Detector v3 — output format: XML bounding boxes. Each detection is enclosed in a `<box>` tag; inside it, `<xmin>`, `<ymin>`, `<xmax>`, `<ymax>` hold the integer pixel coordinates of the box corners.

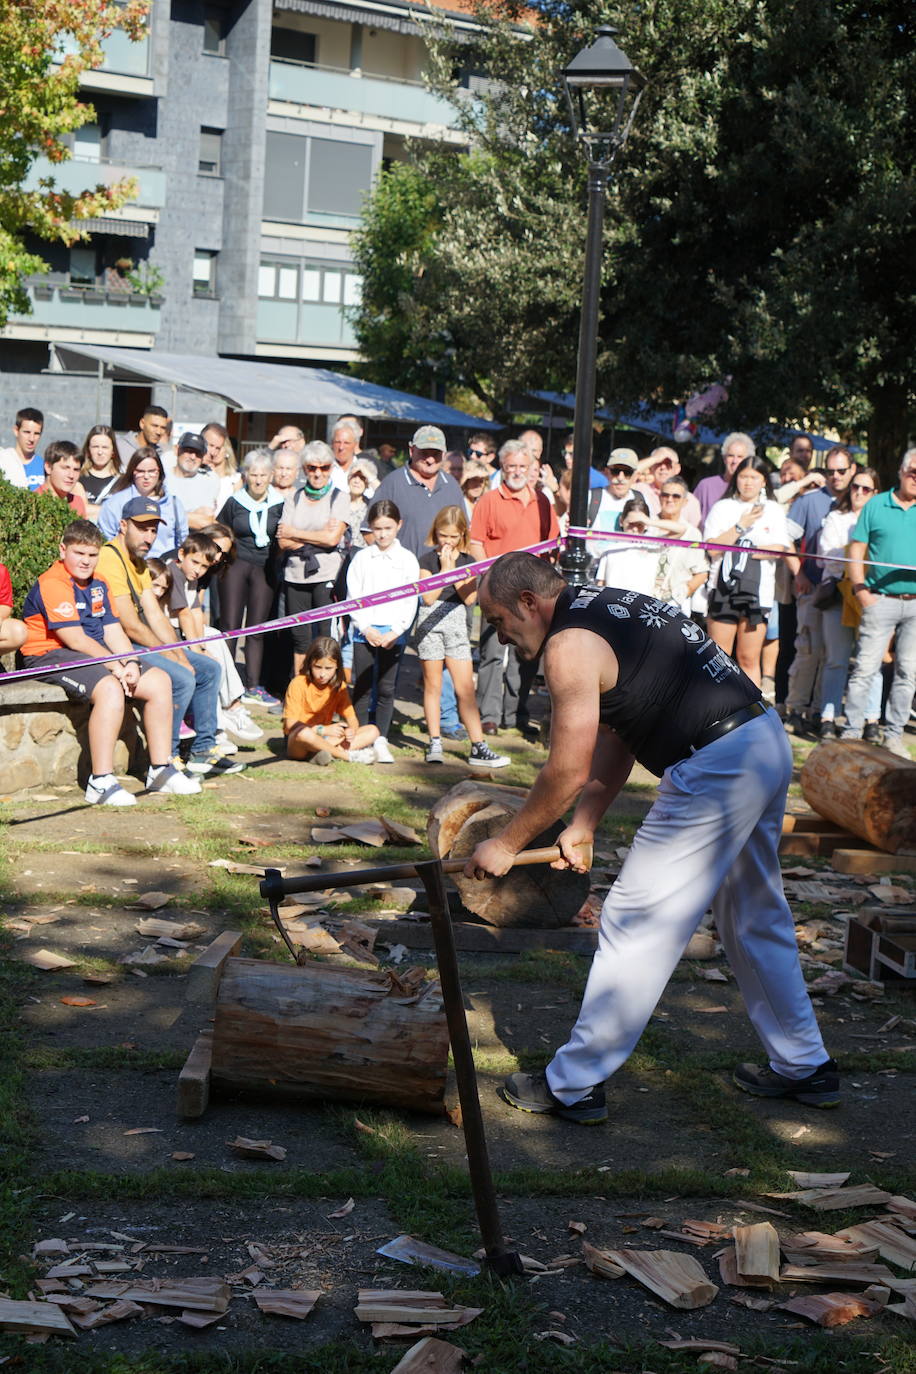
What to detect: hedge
<box><xmin>0</xmin><ymin>480</ymin><xmax>77</xmax><ymax>611</ymax></box>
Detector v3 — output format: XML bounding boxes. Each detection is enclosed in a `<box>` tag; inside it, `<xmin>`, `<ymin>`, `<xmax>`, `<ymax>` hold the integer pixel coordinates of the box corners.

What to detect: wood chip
<box><xmin>835</xmin><ymin>1221</ymin><xmax>916</xmax><ymax>1270</ymax></box>
<box><xmin>339</xmin><ymin>821</ymin><xmax>389</xmax><ymax>847</ymax></box>
<box><xmin>355</xmin><ymin>1290</ymin><xmax>480</xmax><ymax>1329</ymax></box>
<box><xmin>779</xmin><ymin>1262</ymin><xmax>895</xmax><ymax>1286</ymax></box>
<box><xmin>135</xmin><ymin>891</ymin><xmax>172</xmax><ymax>909</ymax></box>
<box><xmin>328</xmin><ymin>1198</ymin><xmax>355</xmax><ymax>1219</ymax></box>
<box><xmin>227</xmin><ymin>1136</ymin><xmax>287</xmax><ymax>1161</ymax></box>
<box><xmin>733</xmin><ymin>1223</ymin><xmax>780</xmax><ymax>1286</ymax></box>
<box><xmin>0</xmin><ymin>1298</ymin><xmax>77</xmax><ymax>1337</ymax></box>
<box><xmin>136</xmin><ymin>918</ymin><xmax>205</xmax><ymax>940</ymax></box>
<box><xmin>658</xmin><ymin>1339</ymin><xmax>742</xmax><ymax>1355</ymax></box>
<box><xmin>567</xmin><ymin>1221</ymin><xmax>587</xmax><ymax>1235</ymax></box>
<box><xmin>84</xmin><ymin>1278</ymin><xmax>230</xmax><ymax>1313</ymax></box>
<box><xmin>209</xmin><ymin>859</ymin><xmax>287</xmax><ymax>876</ymax></box>
<box><xmin>21</xmin><ymin>949</ymin><xmax>76</xmax><ymax>971</ymax></box>
<box><xmin>59</xmin><ymin>996</ymin><xmax>97</xmax><ymax>1008</ymax></box>
<box><xmin>389</xmin><ymin>1336</ymin><xmax>466</xmax><ymax>1373</ymax></box>
<box><xmin>779</xmin><ymin>1292</ymin><xmax>884</xmax><ymax>1327</ymax></box>
<box><xmin>310</xmin><ymin>828</ymin><xmax>346</xmax><ymax>843</ymax></box>
<box><xmin>599</xmin><ymin>1248</ymin><xmax>718</xmax><ymax>1309</ymax></box>
<box><xmin>252</xmin><ymin>1289</ymin><xmax>320</xmax><ymax>1320</ymax></box>
<box><xmin>781</xmin><ymin>1231</ymin><xmax>879</xmax><ymax>1263</ymax></box>
<box><xmin>781</xmin><ymin>1184</ymin><xmax>892</xmax><ymax>1211</ymax></box>
<box><xmin>581</xmin><ymin>1242</ymin><xmax>625</xmax><ymax>1280</ymax></box>
<box><xmin>123</xmin><ymin>1127</ymin><xmax>162</xmax><ymax>1136</ymax></box>
<box><xmin>786</xmin><ymin>1171</ymin><xmax>851</xmax><ymax>1189</ymax></box>
<box><xmin>71</xmin><ymin>1299</ymin><xmax>144</xmax><ymax>1329</ymax></box>
<box><xmin>718</xmin><ymin>1246</ymin><xmax>773</xmax><ymax>1289</ymax></box>
<box><xmin>381</xmin><ymin>816</ymin><xmax>422</xmax><ymax>846</ymax></box>
<box><xmin>178</xmin><ymin>1310</ymin><xmax>224</xmax><ymax>1328</ymax></box>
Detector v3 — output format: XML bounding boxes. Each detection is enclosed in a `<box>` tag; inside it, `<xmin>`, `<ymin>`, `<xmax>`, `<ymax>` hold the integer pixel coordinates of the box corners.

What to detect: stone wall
<box><xmin>0</xmin><ymin>673</ymin><xmax>147</xmax><ymax>796</ymax></box>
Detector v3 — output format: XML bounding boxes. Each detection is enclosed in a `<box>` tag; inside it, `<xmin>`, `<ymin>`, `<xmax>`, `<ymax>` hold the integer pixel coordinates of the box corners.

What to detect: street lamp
<box><xmin>559</xmin><ymin>26</ymin><xmax>645</xmax><ymax>583</ymax></box>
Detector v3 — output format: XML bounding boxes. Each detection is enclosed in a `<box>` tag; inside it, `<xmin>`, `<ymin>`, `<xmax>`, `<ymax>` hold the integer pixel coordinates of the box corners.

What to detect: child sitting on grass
<box><xmin>283</xmin><ymin>635</ymin><xmax>378</xmax><ymax>765</ymax></box>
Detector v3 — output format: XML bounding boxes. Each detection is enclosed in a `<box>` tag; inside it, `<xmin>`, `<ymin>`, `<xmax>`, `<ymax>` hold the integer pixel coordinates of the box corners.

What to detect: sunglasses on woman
<box><xmin>305</xmin><ymin>463</ymin><xmax>332</xmax><ymax>472</ymax></box>
<box><xmin>851</xmin><ymin>482</ymin><xmax>875</xmax><ymax>493</ymax></box>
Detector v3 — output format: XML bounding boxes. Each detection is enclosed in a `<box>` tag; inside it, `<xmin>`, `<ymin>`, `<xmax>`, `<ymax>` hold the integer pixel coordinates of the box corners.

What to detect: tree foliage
<box><xmin>0</xmin><ymin>0</ymin><xmax>149</xmax><ymax>327</ymax></box>
<box><xmin>351</xmin><ymin>0</ymin><xmax>915</xmax><ymax>462</ymax></box>
<box><xmin>0</xmin><ymin>483</ymin><xmax>76</xmax><ymax>611</ymax></box>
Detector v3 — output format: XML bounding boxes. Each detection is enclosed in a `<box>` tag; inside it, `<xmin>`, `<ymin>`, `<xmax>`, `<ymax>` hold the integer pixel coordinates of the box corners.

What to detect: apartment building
<box><xmin>0</xmin><ymin>0</ymin><xmax>482</xmax><ymax>440</ymax></box>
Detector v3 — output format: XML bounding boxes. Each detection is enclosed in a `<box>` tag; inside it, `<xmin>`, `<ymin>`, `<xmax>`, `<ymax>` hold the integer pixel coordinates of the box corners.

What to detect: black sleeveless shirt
<box><xmin>546</xmin><ymin>586</ymin><xmax>762</xmax><ymax>777</ymax></box>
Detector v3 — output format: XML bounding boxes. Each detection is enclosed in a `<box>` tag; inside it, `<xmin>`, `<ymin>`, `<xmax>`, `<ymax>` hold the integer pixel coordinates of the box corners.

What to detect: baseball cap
<box><xmin>607</xmin><ymin>448</ymin><xmax>638</xmax><ymax>472</ymax></box>
<box><xmin>411</xmin><ymin>425</ymin><xmax>447</xmax><ymax>452</ymax></box>
<box><xmin>176</xmin><ymin>431</ymin><xmax>207</xmax><ymax>456</ymax></box>
<box><xmin>122</xmin><ymin>496</ymin><xmax>165</xmax><ymax>525</ymax></box>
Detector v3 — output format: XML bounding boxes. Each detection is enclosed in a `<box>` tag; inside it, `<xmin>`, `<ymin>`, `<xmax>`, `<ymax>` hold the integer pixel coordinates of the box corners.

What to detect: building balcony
<box><xmin>256</xmin><ymin>298</ymin><xmax>357</xmax><ymax>355</ymax></box>
<box><xmin>268</xmin><ymin>59</ymin><xmax>465</xmax><ymax>137</ymax></box>
<box><xmin>60</xmin><ymin>28</ymin><xmax>153</xmax><ymax>97</ymax></box>
<box><xmin>1</xmin><ymin>284</ymin><xmax>161</xmax><ymax>348</ymax></box>
<box><xmin>24</xmin><ymin>158</ymin><xmax>166</xmax><ymax>216</ymax></box>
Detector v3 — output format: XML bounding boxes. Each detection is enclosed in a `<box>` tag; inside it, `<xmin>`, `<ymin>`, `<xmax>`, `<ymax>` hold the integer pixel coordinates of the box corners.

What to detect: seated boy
<box><xmin>0</xmin><ymin>560</ymin><xmax>27</xmax><ymax>654</ymax></box>
<box><xmin>20</xmin><ymin>519</ymin><xmax>200</xmax><ymax>804</ymax></box>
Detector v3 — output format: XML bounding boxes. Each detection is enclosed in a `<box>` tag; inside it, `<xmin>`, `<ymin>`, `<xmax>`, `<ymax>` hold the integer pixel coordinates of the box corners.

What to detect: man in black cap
<box><xmin>169</xmin><ymin>431</ymin><xmax>220</xmax><ymax>530</ymax></box>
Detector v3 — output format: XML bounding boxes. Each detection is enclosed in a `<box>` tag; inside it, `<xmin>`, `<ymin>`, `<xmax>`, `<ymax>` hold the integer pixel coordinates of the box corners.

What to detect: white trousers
<box><xmin>201</xmin><ymin>625</ymin><xmax>245</xmax><ymax>710</ymax></box>
<box><xmin>547</xmin><ymin>710</ymin><xmax>827</xmax><ymax>1103</ymax></box>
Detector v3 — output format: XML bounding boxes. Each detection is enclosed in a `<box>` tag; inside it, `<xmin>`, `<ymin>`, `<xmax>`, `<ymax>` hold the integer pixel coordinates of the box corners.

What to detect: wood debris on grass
<box><xmin>135</xmin><ymin>918</ymin><xmax>205</xmax><ymax>941</ymax></box>
<box><xmin>355</xmin><ymin>1290</ymin><xmax>482</xmax><ymax>1335</ymax></box>
<box><xmin>731</xmin><ymin>1223</ymin><xmax>780</xmax><ymax>1286</ymax></box>
<box><xmin>779</xmin><ymin>1262</ymin><xmax>896</xmax><ymax>1286</ymax></box>
<box><xmin>389</xmin><ymin>1336</ymin><xmax>466</xmax><ymax>1373</ymax></box>
<box><xmin>21</xmin><ymin>949</ymin><xmax>76</xmax><ymax>971</ymax></box>
<box><xmin>134</xmin><ymin>892</ymin><xmax>173</xmax><ymax>910</ymax></box>
<box><xmin>252</xmin><ymin>1289</ymin><xmax>320</xmax><ymax>1320</ymax></box>
<box><xmin>83</xmin><ymin>1278</ymin><xmax>230</xmax><ymax>1313</ymax></box>
<box><xmin>835</xmin><ymin>1220</ymin><xmax>916</xmax><ymax>1270</ymax></box>
<box><xmin>774</xmin><ymin>1183</ymin><xmax>892</xmax><ymax>1211</ymax></box>
<box><xmin>785</xmin><ymin>1170</ymin><xmax>851</xmax><ymax>1189</ymax></box>
<box><xmin>71</xmin><ymin>1300</ymin><xmax>143</xmax><ymax>1330</ymax></box>
<box><xmin>209</xmin><ymin>859</ymin><xmax>288</xmax><ymax>876</ymax></box>
<box><xmin>779</xmin><ymin>1291</ymin><xmax>885</xmax><ymax>1327</ymax></box>
<box><xmin>0</xmin><ymin>1298</ymin><xmax>77</xmax><ymax>1338</ymax></box>
<box><xmin>781</xmin><ymin>1230</ymin><xmax>879</xmax><ymax>1263</ymax></box>
<box><xmin>587</xmin><ymin>1247</ymin><xmax>718</xmax><ymax>1309</ymax></box>
<box><xmin>227</xmin><ymin>1136</ymin><xmax>287</xmax><ymax>1161</ymax></box>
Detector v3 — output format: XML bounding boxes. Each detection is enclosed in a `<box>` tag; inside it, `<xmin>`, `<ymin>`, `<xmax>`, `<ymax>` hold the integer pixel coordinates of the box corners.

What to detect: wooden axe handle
<box><xmin>442</xmin><ymin>841</ymin><xmax>593</xmax><ymax>874</ymax></box>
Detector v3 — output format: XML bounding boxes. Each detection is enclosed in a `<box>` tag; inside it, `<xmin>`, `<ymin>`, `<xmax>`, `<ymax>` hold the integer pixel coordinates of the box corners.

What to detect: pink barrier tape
<box><xmin>0</xmin><ymin>538</ymin><xmax>561</xmax><ymax>686</ymax></box>
<box><xmin>566</xmin><ymin>524</ymin><xmax>916</xmax><ymax>574</ymax></box>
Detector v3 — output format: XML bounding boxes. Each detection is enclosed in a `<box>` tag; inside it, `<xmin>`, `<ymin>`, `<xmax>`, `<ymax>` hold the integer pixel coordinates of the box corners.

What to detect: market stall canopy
<box><xmin>50</xmin><ymin>344</ymin><xmax>500</xmax><ymax>430</ymax></box>
<box><xmin>526</xmin><ymin>390</ymin><xmax>860</xmax><ymax>452</ymax></box>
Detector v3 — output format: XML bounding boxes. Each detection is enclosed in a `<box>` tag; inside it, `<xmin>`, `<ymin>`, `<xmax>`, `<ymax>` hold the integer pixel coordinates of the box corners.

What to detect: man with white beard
<box><xmin>470</xmin><ymin>438</ymin><xmax>559</xmax><ymax>736</ymax></box>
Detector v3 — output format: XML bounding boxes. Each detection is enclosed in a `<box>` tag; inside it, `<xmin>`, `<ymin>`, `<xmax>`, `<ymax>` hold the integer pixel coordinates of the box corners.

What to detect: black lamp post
<box><xmin>559</xmin><ymin>27</ymin><xmax>645</xmax><ymax>584</ymax></box>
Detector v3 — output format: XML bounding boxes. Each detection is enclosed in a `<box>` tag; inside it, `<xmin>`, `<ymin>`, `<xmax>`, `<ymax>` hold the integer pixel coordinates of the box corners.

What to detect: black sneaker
<box><xmin>733</xmin><ymin>1058</ymin><xmax>840</xmax><ymax>1109</ymax></box>
<box><xmin>468</xmin><ymin>740</ymin><xmax>510</xmax><ymax>770</ymax></box>
<box><xmin>819</xmin><ymin>720</ymin><xmax>839</xmax><ymax>740</ymax></box>
<box><xmin>863</xmin><ymin>721</ymin><xmax>882</xmax><ymax>744</ymax></box>
<box><xmin>501</xmin><ymin>1070</ymin><xmax>607</xmax><ymax>1125</ymax></box>
<box><xmin>187</xmin><ymin>748</ymin><xmax>246</xmax><ymax>777</ymax></box>
<box><xmin>784</xmin><ymin>711</ymin><xmax>808</xmax><ymax>737</ymax></box>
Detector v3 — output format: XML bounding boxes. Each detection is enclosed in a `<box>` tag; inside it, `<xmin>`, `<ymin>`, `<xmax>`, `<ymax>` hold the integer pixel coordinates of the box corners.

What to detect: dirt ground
<box><xmin>2</xmin><ymin>685</ymin><xmax>915</xmax><ymax>1368</ymax></box>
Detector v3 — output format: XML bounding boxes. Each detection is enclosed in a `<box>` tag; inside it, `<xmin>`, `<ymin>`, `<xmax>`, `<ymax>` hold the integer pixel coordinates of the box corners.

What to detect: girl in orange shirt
<box><xmin>283</xmin><ymin>636</ymin><xmax>379</xmax><ymax>765</ymax></box>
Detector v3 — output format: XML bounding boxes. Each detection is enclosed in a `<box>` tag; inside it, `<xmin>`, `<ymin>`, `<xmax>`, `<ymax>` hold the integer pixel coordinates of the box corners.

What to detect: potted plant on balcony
<box><xmin>126</xmin><ymin>262</ymin><xmax>165</xmax><ymax>305</ymax></box>
<box><xmin>32</xmin><ymin>277</ymin><xmax>54</xmax><ymax>301</ymax></box>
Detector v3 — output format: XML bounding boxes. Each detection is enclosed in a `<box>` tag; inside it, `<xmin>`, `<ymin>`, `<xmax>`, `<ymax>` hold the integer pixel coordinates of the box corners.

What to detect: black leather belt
<box><xmin>690</xmin><ymin>700</ymin><xmax>769</xmax><ymax>754</ymax></box>
<box><xmin>880</xmin><ymin>592</ymin><xmax>916</xmax><ymax>600</ymax></box>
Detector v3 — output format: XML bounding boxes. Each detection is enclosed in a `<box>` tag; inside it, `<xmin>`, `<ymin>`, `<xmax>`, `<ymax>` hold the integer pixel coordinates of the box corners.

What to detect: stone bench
<box><xmin>0</xmin><ymin>658</ymin><xmax>147</xmax><ymax>795</ymax></box>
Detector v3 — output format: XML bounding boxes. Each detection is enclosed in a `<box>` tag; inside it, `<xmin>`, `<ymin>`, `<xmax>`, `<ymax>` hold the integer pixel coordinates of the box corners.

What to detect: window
<box><xmin>193</xmin><ymin>250</ymin><xmax>217</xmax><ymax>295</ymax></box>
<box><xmin>69</xmin><ymin>245</ymin><xmax>97</xmax><ymax>285</ymax></box>
<box><xmin>259</xmin><ymin>258</ymin><xmax>362</xmax><ymax>308</ymax></box>
<box><xmin>263</xmin><ymin>132</ymin><xmax>373</xmax><ymax>223</ymax></box>
<box><xmin>270</xmin><ymin>25</ymin><xmax>316</xmax><ymax>65</ymax></box>
<box><xmin>203</xmin><ymin>8</ymin><xmax>226</xmax><ymax>55</ymax></box>
<box><xmin>199</xmin><ymin>127</ymin><xmax>223</xmax><ymax>176</ymax></box>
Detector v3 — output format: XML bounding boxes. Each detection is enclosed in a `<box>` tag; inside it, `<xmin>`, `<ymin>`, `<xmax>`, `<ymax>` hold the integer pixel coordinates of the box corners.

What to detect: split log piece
<box><xmin>732</xmin><ymin>1223</ymin><xmax>780</xmax><ymax>1285</ymax></box>
<box><xmin>779</xmin><ymin>1291</ymin><xmax>884</xmax><ymax>1327</ymax></box>
<box><xmin>390</xmin><ymin>1336</ymin><xmax>466</xmax><ymax>1373</ymax></box>
<box><xmin>0</xmin><ymin>1298</ymin><xmax>77</xmax><ymax>1337</ymax></box>
<box><xmin>601</xmin><ymin>1248</ymin><xmax>718</xmax><ymax>1309</ymax></box>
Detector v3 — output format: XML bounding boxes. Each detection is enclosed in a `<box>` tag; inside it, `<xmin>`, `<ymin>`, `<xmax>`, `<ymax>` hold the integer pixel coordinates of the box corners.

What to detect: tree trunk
<box><xmin>210</xmin><ymin>957</ymin><xmax>449</xmax><ymax>1114</ymax></box>
<box><xmin>866</xmin><ymin>381</ymin><xmax>910</xmax><ymax>487</ymax></box>
<box><xmin>800</xmin><ymin>741</ymin><xmax>916</xmax><ymax>853</ymax></box>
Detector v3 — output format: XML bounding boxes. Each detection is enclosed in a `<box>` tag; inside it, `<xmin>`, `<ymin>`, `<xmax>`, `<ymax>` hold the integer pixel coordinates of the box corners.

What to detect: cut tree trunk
<box><xmin>210</xmin><ymin>957</ymin><xmax>449</xmax><ymax>1114</ymax></box>
<box><xmin>800</xmin><ymin>741</ymin><xmax>916</xmax><ymax>853</ymax></box>
<box><xmin>428</xmin><ymin>781</ymin><xmax>590</xmax><ymax>928</ymax></box>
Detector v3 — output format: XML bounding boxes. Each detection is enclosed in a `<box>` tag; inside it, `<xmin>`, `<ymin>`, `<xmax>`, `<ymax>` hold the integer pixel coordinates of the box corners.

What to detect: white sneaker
<box><xmin>373</xmin><ymin>737</ymin><xmax>394</xmax><ymax>764</ymax></box>
<box><xmin>214</xmin><ymin>730</ymin><xmax>238</xmax><ymax>756</ymax></box>
<box><xmin>220</xmin><ymin>705</ymin><xmax>264</xmax><ymax>743</ymax></box>
<box><xmin>883</xmin><ymin>736</ymin><xmax>912</xmax><ymax>760</ymax></box>
<box><xmin>85</xmin><ymin>774</ymin><xmax>136</xmax><ymax>807</ymax></box>
<box><xmin>146</xmin><ymin>762</ymin><xmax>202</xmax><ymax>795</ymax></box>
<box><xmin>348</xmin><ymin>746</ymin><xmax>376</xmax><ymax>764</ymax></box>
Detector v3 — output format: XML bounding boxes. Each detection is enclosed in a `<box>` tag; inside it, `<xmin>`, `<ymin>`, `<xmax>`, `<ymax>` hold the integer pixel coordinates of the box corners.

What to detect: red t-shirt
<box><xmin>469</xmin><ymin>483</ymin><xmax>559</xmax><ymax>556</ymax></box>
<box><xmin>0</xmin><ymin>562</ymin><xmax>12</xmax><ymax>611</ymax></box>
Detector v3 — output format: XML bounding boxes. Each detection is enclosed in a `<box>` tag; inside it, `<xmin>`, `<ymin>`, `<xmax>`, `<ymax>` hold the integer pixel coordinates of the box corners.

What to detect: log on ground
<box><xmin>800</xmin><ymin>741</ymin><xmax>916</xmax><ymax>853</ymax></box>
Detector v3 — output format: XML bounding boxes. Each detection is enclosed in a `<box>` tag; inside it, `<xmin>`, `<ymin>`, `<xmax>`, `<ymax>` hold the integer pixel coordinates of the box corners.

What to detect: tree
<box><xmin>351</xmin><ymin>0</ymin><xmax>915</xmax><ymax>467</ymax></box>
<box><xmin>0</xmin><ymin>0</ymin><xmax>148</xmax><ymax>328</ymax></box>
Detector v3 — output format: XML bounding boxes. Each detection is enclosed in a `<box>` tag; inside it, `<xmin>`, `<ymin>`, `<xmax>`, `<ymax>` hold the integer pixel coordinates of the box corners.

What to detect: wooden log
<box><xmin>800</xmin><ymin>741</ymin><xmax>916</xmax><ymax>853</ymax></box>
<box><xmin>210</xmin><ymin>956</ymin><xmax>449</xmax><ymax>1114</ymax></box>
<box><xmin>732</xmin><ymin>1223</ymin><xmax>780</xmax><ymax>1285</ymax></box>
<box><xmin>177</xmin><ymin>1033</ymin><xmax>212</xmax><ymax>1119</ymax></box>
<box><xmin>427</xmin><ymin>779</ymin><xmax>528</xmax><ymax>859</ymax></box>
<box><xmin>439</xmin><ymin>792</ymin><xmax>590</xmax><ymax>929</ymax></box>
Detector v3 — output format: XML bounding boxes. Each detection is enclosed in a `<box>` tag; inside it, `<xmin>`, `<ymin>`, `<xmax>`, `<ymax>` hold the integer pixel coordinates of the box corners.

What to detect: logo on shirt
<box><xmin>51</xmin><ymin>600</ymin><xmax>75</xmax><ymax>619</ymax></box>
<box><xmin>679</xmin><ymin>620</ymin><xmax>706</xmax><ymax>644</ymax></box>
<box><xmin>90</xmin><ymin>586</ymin><xmax>106</xmax><ymax>617</ymax></box>
<box><xmin>606</xmin><ymin>604</ymin><xmax>630</xmax><ymax>619</ymax></box>
<box><xmin>570</xmin><ymin>588</ymin><xmax>601</xmax><ymax>611</ymax></box>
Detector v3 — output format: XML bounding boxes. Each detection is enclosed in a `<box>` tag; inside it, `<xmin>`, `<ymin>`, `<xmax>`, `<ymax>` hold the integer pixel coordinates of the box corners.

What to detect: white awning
<box><xmin>51</xmin><ymin>343</ymin><xmax>499</xmax><ymax>429</ymax></box>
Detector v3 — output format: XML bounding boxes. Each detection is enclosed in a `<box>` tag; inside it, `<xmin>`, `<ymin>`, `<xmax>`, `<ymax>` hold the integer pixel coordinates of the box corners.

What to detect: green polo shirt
<box><xmin>851</xmin><ymin>489</ymin><xmax>916</xmax><ymax>594</ymax></box>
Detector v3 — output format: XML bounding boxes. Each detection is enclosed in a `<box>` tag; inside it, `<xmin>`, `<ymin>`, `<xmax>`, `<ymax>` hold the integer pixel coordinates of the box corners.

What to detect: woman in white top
<box><xmin>817</xmin><ymin>466</ymin><xmax>882</xmax><ymax>738</ymax></box>
<box><xmin>704</xmin><ymin>456</ymin><xmax>792</xmax><ymax>686</ymax></box>
<box><xmin>346</xmin><ymin>498</ymin><xmax>419</xmax><ymax>763</ymax></box>
<box><xmin>594</xmin><ymin>496</ymin><xmax>660</xmax><ymax>594</ymax></box>
<box><xmin>277</xmin><ymin>440</ymin><xmax>349</xmax><ymax>673</ymax></box>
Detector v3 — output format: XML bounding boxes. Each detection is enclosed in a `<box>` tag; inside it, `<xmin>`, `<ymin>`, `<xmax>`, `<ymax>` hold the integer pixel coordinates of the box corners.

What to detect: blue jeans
<box><xmin>135</xmin><ymin>646</ymin><xmax>220</xmax><ymax>755</ymax></box>
<box><xmin>819</xmin><ymin>606</ymin><xmax>882</xmax><ymax>723</ymax></box>
<box><xmin>843</xmin><ymin>596</ymin><xmax>916</xmax><ymax>739</ymax></box>
<box><xmin>440</xmin><ymin>671</ymin><xmax>460</xmax><ymax>732</ymax></box>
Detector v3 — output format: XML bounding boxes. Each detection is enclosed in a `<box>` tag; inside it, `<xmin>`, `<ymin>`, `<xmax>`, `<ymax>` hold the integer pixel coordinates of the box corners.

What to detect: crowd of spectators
<box><xmin>2</xmin><ymin>402</ymin><xmax>915</xmax><ymax>803</ymax></box>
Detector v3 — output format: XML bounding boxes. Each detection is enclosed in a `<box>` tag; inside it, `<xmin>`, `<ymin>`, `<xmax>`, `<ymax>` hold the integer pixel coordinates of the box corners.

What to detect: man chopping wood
<box><xmin>465</xmin><ymin>551</ymin><xmax>837</xmax><ymax>1124</ymax></box>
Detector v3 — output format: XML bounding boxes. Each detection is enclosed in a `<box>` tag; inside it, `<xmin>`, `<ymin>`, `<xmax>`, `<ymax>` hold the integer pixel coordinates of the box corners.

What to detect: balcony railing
<box><xmin>10</xmin><ymin>283</ymin><xmax>162</xmax><ymax>334</ymax></box>
<box><xmin>24</xmin><ymin>157</ymin><xmax>166</xmax><ymax>211</ymax></box>
<box><xmin>257</xmin><ymin>298</ymin><xmax>356</xmax><ymax>350</ymax></box>
<box><xmin>268</xmin><ymin>58</ymin><xmax>462</xmax><ymax>130</ymax></box>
